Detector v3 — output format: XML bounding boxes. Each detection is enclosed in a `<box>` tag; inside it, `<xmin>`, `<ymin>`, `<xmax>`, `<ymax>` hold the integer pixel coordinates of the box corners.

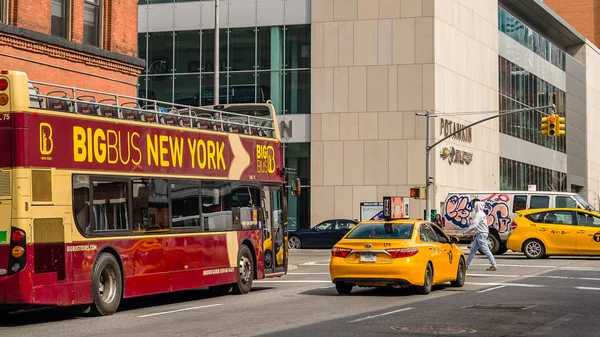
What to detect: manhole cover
<box><xmin>391</xmin><ymin>325</ymin><xmax>477</xmax><ymax>335</ymax></box>
<box><xmin>464</xmin><ymin>304</ymin><xmax>537</xmax><ymax>310</ymax></box>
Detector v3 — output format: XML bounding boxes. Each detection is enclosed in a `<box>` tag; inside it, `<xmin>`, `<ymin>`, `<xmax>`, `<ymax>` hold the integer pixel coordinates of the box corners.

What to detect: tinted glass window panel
<box><xmin>92</xmin><ymin>180</ymin><xmax>129</xmax><ymax>232</ymax></box>
<box><xmin>171</xmin><ymin>182</ymin><xmax>200</xmax><ymax>228</ymax></box>
<box><xmin>84</xmin><ymin>0</ymin><xmax>100</xmax><ymax>47</ymax></box>
<box><xmin>202</xmin><ymin>181</ymin><xmax>233</xmax><ymax>231</ymax></box>
<box><xmin>73</xmin><ymin>175</ymin><xmax>91</xmax><ymax>236</ymax></box>
<box><xmin>513</xmin><ymin>195</ymin><xmax>527</xmax><ymax>212</ymax></box>
<box><xmin>132</xmin><ymin>178</ymin><xmax>170</xmax><ymax>232</ymax></box>
<box><xmin>530</xmin><ymin>196</ymin><xmax>549</xmax><ymax>209</ymax></box>
<box><xmin>544</xmin><ymin>211</ymin><xmax>574</xmax><ymax>225</ymax></box>
<box><xmin>230</xmin><ymin>185</ymin><xmax>262</xmax><ymax>230</ymax></box>
<box><xmin>51</xmin><ymin>0</ymin><xmax>67</xmax><ymax>38</ymax></box>
<box><xmin>556</xmin><ymin>196</ymin><xmax>576</xmax><ymax>208</ymax></box>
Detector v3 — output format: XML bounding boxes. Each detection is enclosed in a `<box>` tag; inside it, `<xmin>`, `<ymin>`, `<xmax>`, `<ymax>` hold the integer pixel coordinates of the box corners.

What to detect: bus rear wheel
<box><xmin>232</xmin><ymin>245</ymin><xmax>254</xmax><ymax>295</ymax></box>
<box><xmin>91</xmin><ymin>253</ymin><xmax>123</xmax><ymax>316</ymax></box>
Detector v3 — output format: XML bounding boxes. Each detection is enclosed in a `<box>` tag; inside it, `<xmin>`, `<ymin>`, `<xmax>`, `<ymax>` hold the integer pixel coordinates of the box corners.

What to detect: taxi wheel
<box><xmin>416</xmin><ymin>264</ymin><xmax>433</xmax><ymax>295</ymax></box>
<box><xmin>335</xmin><ymin>282</ymin><xmax>353</xmax><ymax>295</ymax></box>
<box><xmin>451</xmin><ymin>257</ymin><xmax>466</xmax><ymax>287</ymax></box>
<box><xmin>264</xmin><ymin>250</ymin><xmax>273</xmax><ymax>269</ymax></box>
<box><xmin>523</xmin><ymin>239</ymin><xmax>545</xmax><ymax>259</ymax></box>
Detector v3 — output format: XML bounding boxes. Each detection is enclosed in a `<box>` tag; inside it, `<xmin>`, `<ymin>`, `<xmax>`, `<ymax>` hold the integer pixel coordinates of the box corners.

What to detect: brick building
<box><xmin>544</xmin><ymin>0</ymin><xmax>600</xmax><ymax>47</ymax></box>
<box><xmin>0</xmin><ymin>0</ymin><xmax>144</xmax><ymax>96</ymax></box>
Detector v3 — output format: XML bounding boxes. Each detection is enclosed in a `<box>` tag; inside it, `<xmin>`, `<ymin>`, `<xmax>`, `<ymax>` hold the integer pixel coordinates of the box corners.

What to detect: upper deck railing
<box><xmin>26</xmin><ymin>81</ymin><xmax>277</xmax><ymax>139</ymax></box>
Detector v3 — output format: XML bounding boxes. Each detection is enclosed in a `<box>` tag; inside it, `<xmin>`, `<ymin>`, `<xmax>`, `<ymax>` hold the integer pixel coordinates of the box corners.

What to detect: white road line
<box><xmin>471</xmin><ymin>263</ymin><xmax>556</xmax><ymax>268</ymax></box>
<box><xmin>348</xmin><ymin>307</ymin><xmax>414</xmax><ymax>323</ymax></box>
<box><xmin>574</xmin><ymin>286</ymin><xmax>600</xmax><ymax>291</ymax></box>
<box><xmin>288</xmin><ymin>272</ymin><xmax>330</xmax><ymax>275</ymax></box>
<box><xmin>468</xmin><ymin>273</ymin><xmax>521</xmax><ymax>278</ymax></box>
<box><xmin>255</xmin><ymin>280</ymin><xmax>331</xmax><ymax>283</ymax></box>
<box><xmin>466</xmin><ymin>282</ymin><xmax>544</xmax><ymax>288</ymax></box>
<box><xmin>477</xmin><ymin>285</ymin><xmax>506</xmax><ymax>293</ymax></box>
<box><xmin>300</xmin><ymin>263</ymin><xmax>329</xmax><ymax>266</ymax></box>
<box><xmin>137</xmin><ymin>304</ymin><xmax>222</xmax><ymax>318</ymax></box>
<box><xmin>468</xmin><ymin>273</ymin><xmax>600</xmax><ymax>282</ymax></box>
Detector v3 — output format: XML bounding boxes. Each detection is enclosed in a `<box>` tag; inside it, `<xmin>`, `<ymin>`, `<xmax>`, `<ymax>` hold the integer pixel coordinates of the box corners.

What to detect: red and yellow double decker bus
<box><xmin>0</xmin><ymin>70</ymin><xmax>299</xmax><ymax>316</ymax></box>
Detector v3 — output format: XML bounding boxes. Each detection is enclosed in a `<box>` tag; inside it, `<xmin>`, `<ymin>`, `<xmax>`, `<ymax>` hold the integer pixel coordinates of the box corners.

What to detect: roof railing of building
<box><xmin>27</xmin><ymin>80</ymin><xmax>276</xmax><ymax>138</ymax></box>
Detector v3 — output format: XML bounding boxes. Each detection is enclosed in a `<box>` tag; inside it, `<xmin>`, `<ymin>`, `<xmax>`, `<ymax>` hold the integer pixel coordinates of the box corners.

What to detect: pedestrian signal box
<box><xmin>410</xmin><ymin>187</ymin><xmax>419</xmax><ymax>198</ymax></box>
<box><xmin>410</xmin><ymin>187</ymin><xmax>425</xmax><ymax>199</ymax></box>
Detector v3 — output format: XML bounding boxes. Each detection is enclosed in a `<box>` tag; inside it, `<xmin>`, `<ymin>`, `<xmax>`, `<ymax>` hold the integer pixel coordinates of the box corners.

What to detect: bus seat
<box><xmin>47</xmin><ymin>90</ymin><xmax>73</xmax><ymax>112</ymax></box>
<box><xmin>29</xmin><ymin>84</ymin><xmax>44</xmax><ymax>109</ymax></box>
<box><xmin>99</xmin><ymin>99</ymin><xmax>119</xmax><ymax>118</ymax></box>
<box><xmin>121</xmin><ymin>102</ymin><xmax>141</xmax><ymax>121</ymax></box>
<box><xmin>197</xmin><ymin>113</ymin><xmax>213</xmax><ymax>130</ymax></box>
<box><xmin>77</xmin><ymin>95</ymin><xmax>100</xmax><ymax>115</ymax></box>
<box><xmin>228</xmin><ymin>118</ymin><xmax>245</xmax><ymax>134</ymax></box>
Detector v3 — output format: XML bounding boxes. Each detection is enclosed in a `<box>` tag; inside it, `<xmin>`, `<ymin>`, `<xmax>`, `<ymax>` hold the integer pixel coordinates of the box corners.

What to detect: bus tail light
<box><xmin>331</xmin><ymin>247</ymin><xmax>351</xmax><ymax>258</ymax></box>
<box><xmin>0</xmin><ymin>78</ymin><xmax>8</xmax><ymax>91</ymax></box>
<box><xmin>386</xmin><ymin>248</ymin><xmax>419</xmax><ymax>258</ymax></box>
<box><xmin>8</xmin><ymin>227</ymin><xmax>26</xmax><ymax>275</ymax></box>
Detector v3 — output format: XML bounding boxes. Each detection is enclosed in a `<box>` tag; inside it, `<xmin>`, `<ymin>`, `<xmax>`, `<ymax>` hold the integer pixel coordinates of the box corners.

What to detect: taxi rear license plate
<box><xmin>360</xmin><ymin>253</ymin><xmax>377</xmax><ymax>262</ymax></box>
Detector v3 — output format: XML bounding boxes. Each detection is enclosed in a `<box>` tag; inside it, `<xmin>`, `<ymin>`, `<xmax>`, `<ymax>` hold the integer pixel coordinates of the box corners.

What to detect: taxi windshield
<box><xmin>346</xmin><ymin>223</ymin><xmax>414</xmax><ymax>239</ymax></box>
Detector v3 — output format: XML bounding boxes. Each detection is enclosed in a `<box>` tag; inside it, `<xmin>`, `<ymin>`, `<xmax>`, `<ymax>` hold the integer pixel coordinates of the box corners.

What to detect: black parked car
<box><xmin>288</xmin><ymin>219</ymin><xmax>358</xmax><ymax>249</ymax></box>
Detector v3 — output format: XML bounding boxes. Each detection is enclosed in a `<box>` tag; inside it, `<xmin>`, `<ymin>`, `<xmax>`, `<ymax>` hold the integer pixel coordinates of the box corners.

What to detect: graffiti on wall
<box><xmin>443</xmin><ymin>193</ymin><xmax>512</xmax><ymax>233</ymax></box>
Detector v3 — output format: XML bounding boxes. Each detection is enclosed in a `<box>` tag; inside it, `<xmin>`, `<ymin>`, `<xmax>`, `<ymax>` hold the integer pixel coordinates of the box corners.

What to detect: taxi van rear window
<box><xmin>347</xmin><ymin>223</ymin><xmax>413</xmax><ymax>239</ymax></box>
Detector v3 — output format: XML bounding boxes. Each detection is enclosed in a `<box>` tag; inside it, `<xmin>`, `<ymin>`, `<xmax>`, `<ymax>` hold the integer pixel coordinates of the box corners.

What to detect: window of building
<box><xmin>84</xmin><ymin>0</ymin><xmax>101</xmax><ymax>47</ymax></box>
<box><xmin>132</xmin><ymin>178</ymin><xmax>170</xmax><ymax>232</ymax></box>
<box><xmin>92</xmin><ymin>179</ymin><xmax>129</xmax><ymax>232</ymax></box>
<box><xmin>171</xmin><ymin>181</ymin><xmax>201</xmax><ymax>228</ymax></box>
<box><xmin>51</xmin><ymin>0</ymin><xmax>69</xmax><ymax>38</ymax></box>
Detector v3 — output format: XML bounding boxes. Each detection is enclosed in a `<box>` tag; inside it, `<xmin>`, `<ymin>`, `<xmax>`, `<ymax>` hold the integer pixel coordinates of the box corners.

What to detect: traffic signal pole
<box><xmin>416</xmin><ymin>104</ymin><xmax>557</xmax><ymax>221</ymax></box>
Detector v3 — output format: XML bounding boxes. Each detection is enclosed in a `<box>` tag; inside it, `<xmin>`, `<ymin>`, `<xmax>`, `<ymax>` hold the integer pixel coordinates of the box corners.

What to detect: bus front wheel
<box><xmin>91</xmin><ymin>253</ymin><xmax>123</xmax><ymax>316</ymax></box>
<box><xmin>232</xmin><ymin>245</ymin><xmax>254</xmax><ymax>295</ymax></box>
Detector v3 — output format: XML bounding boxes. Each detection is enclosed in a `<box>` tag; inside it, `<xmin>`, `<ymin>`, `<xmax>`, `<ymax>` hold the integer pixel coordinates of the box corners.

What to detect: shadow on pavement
<box><xmin>299</xmin><ymin>284</ymin><xmax>452</xmax><ymax>297</ymax></box>
<box><xmin>0</xmin><ymin>286</ymin><xmax>275</xmax><ymax>326</ymax></box>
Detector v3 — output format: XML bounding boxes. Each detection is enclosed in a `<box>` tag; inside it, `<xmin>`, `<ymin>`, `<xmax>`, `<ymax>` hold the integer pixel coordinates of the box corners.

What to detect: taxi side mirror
<box><xmin>450</xmin><ymin>236</ymin><xmax>459</xmax><ymax>244</ymax></box>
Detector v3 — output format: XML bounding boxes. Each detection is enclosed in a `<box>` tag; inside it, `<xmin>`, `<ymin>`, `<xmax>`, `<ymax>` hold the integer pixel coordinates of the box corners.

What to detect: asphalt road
<box><xmin>3</xmin><ymin>246</ymin><xmax>600</xmax><ymax>336</ymax></box>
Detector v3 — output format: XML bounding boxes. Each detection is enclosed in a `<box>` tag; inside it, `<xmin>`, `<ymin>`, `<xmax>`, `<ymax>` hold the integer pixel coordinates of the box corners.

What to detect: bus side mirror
<box><xmin>291</xmin><ymin>178</ymin><xmax>301</xmax><ymax>196</ymax></box>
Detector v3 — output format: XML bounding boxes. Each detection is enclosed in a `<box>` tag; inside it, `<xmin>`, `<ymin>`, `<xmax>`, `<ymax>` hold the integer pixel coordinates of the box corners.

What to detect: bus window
<box><xmin>202</xmin><ymin>181</ymin><xmax>233</xmax><ymax>231</ymax></box>
<box><xmin>132</xmin><ymin>178</ymin><xmax>169</xmax><ymax>232</ymax></box>
<box><xmin>556</xmin><ymin>196</ymin><xmax>577</xmax><ymax>208</ymax></box>
<box><xmin>92</xmin><ymin>180</ymin><xmax>129</xmax><ymax>232</ymax></box>
<box><xmin>530</xmin><ymin>196</ymin><xmax>549</xmax><ymax>209</ymax></box>
<box><xmin>513</xmin><ymin>195</ymin><xmax>527</xmax><ymax>212</ymax></box>
<box><xmin>171</xmin><ymin>182</ymin><xmax>201</xmax><ymax>228</ymax></box>
<box><xmin>73</xmin><ymin>175</ymin><xmax>92</xmax><ymax>236</ymax></box>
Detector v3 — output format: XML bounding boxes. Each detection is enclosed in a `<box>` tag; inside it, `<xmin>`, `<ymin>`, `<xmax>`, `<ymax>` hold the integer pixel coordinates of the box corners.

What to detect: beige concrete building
<box><xmin>310</xmin><ymin>0</ymin><xmax>600</xmax><ymax>225</ymax></box>
<box><xmin>310</xmin><ymin>0</ymin><xmax>499</xmax><ymax>223</ymax></box>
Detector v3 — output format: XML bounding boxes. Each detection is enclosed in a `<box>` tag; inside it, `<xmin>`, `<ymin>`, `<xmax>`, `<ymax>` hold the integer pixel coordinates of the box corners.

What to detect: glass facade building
<box><xmin>498</xmin><ymin>56</ymin><xmax>566</xmax><ymax>153</ymax></box>
<box><xmin>137</xmin><ymin>0</ymin><xmax>311</xmax><ymax>229</ymax></box>
<box><xmin>498</xmin><ymin>7</ymin><xmax>566</xmax><ymax>70</ymax></box>
<box><xmin>500</xmin><ymin>157</ymin><xmax>567</xmax><ymax>192</ymax></box>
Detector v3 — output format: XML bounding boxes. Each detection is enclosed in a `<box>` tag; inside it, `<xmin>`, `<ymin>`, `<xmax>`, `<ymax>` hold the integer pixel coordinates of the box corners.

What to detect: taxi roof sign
<box><xmin>382</xmin><ymin>196</ymin><xmax>410</xmax><ymax>220</ymax></box>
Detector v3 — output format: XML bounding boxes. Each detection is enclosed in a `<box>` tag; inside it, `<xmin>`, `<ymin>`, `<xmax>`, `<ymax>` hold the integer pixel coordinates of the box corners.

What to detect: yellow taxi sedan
<box><xmin>507</xmin><ymin>207</ymin><xmax>600</xmax><ymax>258</ymax></box>
<box><xmin>329</xmin><ymin>219</ymin><xmax>466</xmax><ymax>295</ymax></box>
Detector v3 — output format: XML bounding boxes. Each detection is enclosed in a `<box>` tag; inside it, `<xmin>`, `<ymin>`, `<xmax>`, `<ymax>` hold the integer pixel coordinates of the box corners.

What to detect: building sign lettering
<box><xmin>440</xmin><ymin>146</ymin><xmax>473</xmax><ymax>165</ymax></box>
<box><xmin>440</xmin><ymin>118</ymin><xmax>472</xmax><ymax>143</ymax></box>
<box><xmin>280</xmin><ymin>120</ymin><xmax>293</xmax><ymax>138</ymax></box>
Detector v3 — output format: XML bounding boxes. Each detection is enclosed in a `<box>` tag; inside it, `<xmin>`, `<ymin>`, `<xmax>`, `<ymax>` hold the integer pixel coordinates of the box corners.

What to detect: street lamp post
<box><xmin>416</xmin><ymin>104</ymin><xmax>556</xmax><ymax>221</ymax></box>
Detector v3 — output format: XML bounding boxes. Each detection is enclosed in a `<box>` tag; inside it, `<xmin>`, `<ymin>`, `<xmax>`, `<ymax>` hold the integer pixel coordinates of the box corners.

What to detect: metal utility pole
<box><xmin>214</xmin><ymin>0</ymin><xmax>220</xmax><ymax>105</ymax></box>
<box><xmin>416</xmin><ymin>104</ymin><xmax>556</xmax><ymax>221</ymax></box>
<box><xmin>425</xmin><ymin>110</ymin><xmax>432</xmax><ymax>221</ymax></box>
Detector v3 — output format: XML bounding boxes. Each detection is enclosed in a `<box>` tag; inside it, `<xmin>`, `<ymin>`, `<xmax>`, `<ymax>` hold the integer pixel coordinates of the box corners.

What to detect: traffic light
<box><xmin>409</xmin><ymin>187</ymin><xmax>420</xmax><ymax>199</ymax></box>
<box><xmin>547</xmin><ymin>114</ymin><xmax>557</xmax><ymax>136</ymax></box>
<box><xmin>541</xmin><ymin>115</ymin><xmax>549</xmax><ymax>136</ymax></box>
<box><xmin>555</xmin><ymin>116</ymin><xmax>566</xmax><ymax>136</ymax></box>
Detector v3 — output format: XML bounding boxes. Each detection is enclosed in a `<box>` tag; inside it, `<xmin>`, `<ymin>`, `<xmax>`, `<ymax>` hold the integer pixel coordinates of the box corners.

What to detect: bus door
<box><xmin>262</xmin><ymin>186</ymin><xmax>287</xmax><ymax>275</ymax></box>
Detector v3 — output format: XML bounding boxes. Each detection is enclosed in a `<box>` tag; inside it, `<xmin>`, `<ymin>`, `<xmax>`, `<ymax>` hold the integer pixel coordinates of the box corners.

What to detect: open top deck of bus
<box><xmin>26</xmin><ymin>79</ymin><xmax>278</xmax><ymax>139</ymax></box>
